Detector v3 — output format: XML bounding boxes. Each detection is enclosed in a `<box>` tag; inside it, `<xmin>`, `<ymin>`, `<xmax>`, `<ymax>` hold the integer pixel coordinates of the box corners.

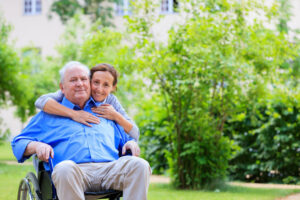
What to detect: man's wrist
<box><xmin>25</xmin><ymin>141</ymin><xmax>39</xmax><ymax>156</ymax></box>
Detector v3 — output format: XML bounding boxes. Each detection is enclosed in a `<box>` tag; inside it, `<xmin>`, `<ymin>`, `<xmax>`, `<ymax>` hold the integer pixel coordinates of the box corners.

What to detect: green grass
<box><xmin>0</xmin><ymin>163</ymin><xmax>34</xmax><ymax>200</ymax></box>
<box><xmin>0</xmin><ymin>142</ymin><xmax>15</xmax><ymax>161</ymax></box>
<box><xmin>148</xmin><ymin>183</ymin><xmax>300</xmax><ymax>200</ymax></box>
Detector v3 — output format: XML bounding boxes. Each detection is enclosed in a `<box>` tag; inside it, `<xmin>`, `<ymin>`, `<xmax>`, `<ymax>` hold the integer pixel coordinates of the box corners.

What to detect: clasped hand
<box><xmin>91</xmin><ymin>104</ymin><xmax>117</xmax><ymax>120</ymax></box>
<box><xmin>70</xmin><ymin>104</ymin><xmax>117</xmax><ymax>126</ymax></box>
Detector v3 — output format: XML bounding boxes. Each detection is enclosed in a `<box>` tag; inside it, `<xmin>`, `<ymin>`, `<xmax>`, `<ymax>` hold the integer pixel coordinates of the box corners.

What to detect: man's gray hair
<box><xmin>59</xmin><ymin>61</ymin><xmax>90</xmax><ymax>83</ymax></box>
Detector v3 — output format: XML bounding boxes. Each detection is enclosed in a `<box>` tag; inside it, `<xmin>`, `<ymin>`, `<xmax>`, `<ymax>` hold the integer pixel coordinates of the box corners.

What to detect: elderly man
<box><xmin>11</xmin><ymin>61</ymin><xmax>151</xmax><ymax>200</ymax></box>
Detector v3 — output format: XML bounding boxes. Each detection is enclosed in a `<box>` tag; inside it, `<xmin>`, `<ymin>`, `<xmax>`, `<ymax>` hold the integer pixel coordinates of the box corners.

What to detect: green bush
<box><xmin>225</xmin><ymin>93</ymin><xmax>300</xmax><ymax>183</ymax></box>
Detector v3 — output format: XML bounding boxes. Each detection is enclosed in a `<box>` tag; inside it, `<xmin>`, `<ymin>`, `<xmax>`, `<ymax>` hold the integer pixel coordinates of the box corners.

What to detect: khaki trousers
<box><xmin>52</xmin><ymin>156</ymin><xmax>151</xmax><ymax>200</ymax></box>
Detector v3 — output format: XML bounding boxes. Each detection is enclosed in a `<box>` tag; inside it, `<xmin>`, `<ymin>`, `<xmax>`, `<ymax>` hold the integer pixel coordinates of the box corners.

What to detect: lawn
<box><xmin>0</xmin><ymin>142</ymin><xmax>299</xmax><ymax>200</ymax></box>
<box><xmin>148</xmin><ymin>183</ymin><xmax>300</xmax><ymax>200</ymax></box>
<box><xmin>0</xmin><ymin>141</ymin><xmax>16</xmax><ymax>161</ymax></box>
<box><xmin>0</xmin><ymin>163</ymin><xmax>34</xmax><ymax>200</ymax></box>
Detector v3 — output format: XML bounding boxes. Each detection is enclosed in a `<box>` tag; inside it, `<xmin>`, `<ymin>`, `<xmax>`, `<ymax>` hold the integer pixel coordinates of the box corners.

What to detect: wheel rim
<box><xmin>17</xmin><ymin>179</ymin><xmax>33</xmax><ymax>200</ymax></box>
<box><xmin>26</xmin><ymin>172</ymin><xmax>41</xmax><ymax>200</ymax></box>
<box><xmin>18</xmin><ymin>172</ymin><xmax>41</xmax><ymax>200</ymax></box>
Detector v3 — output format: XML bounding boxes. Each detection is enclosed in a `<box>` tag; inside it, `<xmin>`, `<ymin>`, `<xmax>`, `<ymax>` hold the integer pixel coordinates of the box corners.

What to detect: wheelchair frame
<box><xmin>17</xmin><ymin>156</ymin><xmax>123</xmax><ymax>200</ymax></box>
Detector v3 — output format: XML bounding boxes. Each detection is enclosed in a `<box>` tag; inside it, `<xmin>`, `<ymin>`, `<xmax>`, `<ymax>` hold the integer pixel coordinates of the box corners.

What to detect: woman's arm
<box><xmin>35</xmin><ymin>90</ymin><xmax>64</xmax><ymax>110</ymax></box>
<box><xmin>35</xmin><ymin>91</ymin><xmax>100</xmax><ymax>126</ymax></box>
<box><xmin>92</xmin><ymin>94</ymin><xmax>140</xmax><ymax>140</ymax></box>
<box><xmin>93</xmin><ymin>104</ymin><xmax>133</xmax><ymax>132</ymax></box>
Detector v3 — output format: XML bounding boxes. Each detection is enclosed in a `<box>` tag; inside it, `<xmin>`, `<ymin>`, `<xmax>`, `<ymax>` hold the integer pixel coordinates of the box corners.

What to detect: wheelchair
<box><xmin>17</xmin><ymin>156</ymin><xmax>123</xmax><ymax>200</ymax></box>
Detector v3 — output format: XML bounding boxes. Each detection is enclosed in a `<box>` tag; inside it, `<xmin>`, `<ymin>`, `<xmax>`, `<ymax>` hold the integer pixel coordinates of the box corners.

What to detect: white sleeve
<box><xmin>34</xmin><ymin>90</ymin><xmax>64</xmax><ymax>110</ymax></box>
<box><xmin>106</xmin><ymin>94</ymin><xmax>140</xmax><ymax>141</ymax></box>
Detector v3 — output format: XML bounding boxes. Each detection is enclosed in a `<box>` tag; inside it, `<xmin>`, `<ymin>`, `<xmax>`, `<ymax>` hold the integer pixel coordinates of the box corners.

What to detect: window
<box><xmin>24</xmin><ymin>0</ymin><xmax>42</xmax><ymax>15</ymax></box>
<box><xmin>115</xmin><ymin>0</ymin><xmax>131</xmax><ymax>16</ymax></box>
<box><xmin>161</xmin><ymin>0</ymin><xmax>178</xmax><ymax>14</ymax></box>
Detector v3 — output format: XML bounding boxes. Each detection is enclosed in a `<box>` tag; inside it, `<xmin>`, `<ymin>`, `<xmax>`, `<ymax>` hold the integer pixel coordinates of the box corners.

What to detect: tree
<box><xmin>0</xmin><ymin>16</ymin><xmax>33</xmax><ymax>122</ymax></box>
<box><xmin>126</xmin><ymin>0</ymin><xmax>297</xmax><ymax>189</ymax></box>
<box><xmin>50</xmin><ymin>0</ymin><xmax>118</xmax><ymax>26</ymax></box>
<box><xmin>0</xmin><ymin>15</ymin><xmax>58</xmax><ymax>124</ymax></box>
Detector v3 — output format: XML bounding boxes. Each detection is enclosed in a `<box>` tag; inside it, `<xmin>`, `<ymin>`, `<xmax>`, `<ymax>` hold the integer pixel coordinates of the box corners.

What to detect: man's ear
<box><xmin>59</xmin><ymin>83</ymin><xmax>64</xmax><ymax>94</ymax></box>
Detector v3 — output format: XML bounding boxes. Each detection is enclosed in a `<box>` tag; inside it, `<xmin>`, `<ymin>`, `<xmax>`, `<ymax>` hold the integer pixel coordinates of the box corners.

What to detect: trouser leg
<box><xmin>99</xmin><ymin>156</ymin><xmax>151</xmax><ymax>200</ymax></box>
<box><xmin>52</xmin><ymin>160</ymin><xmax>87</xmax><ymax>200</ymax></box>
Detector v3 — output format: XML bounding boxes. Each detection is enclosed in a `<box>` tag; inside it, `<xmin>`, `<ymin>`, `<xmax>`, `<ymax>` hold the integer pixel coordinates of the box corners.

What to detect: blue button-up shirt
<box><xmin>11</xmin><ymin>97</ymin><xmax>133</xmax><ymax>168</ymax></box>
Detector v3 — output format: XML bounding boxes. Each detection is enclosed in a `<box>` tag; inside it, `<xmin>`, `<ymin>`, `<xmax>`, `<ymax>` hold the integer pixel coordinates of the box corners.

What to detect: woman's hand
<box><xmin>91</xmin><ymin>104</ymin><xmax>118</xmax><ymax>121</ymax></box>
<box><xmin>71</xmin><ymin>110</ymin><xmax>100</xmax><ymax>127</ymax></box>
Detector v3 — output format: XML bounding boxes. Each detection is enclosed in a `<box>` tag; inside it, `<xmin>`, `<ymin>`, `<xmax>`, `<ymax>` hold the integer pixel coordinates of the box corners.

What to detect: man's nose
<box><xmin>75</xmin><ymin>79</ymin><xmax>84</xmax><ymax>86</ymax></box>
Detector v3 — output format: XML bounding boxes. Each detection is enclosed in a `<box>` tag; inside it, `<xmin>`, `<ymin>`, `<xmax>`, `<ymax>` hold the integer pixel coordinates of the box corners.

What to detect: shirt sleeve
<box><xmin>114</xmin><ymin>123</ymin><xmax>134</xmax><ymax>155</ymax></box>
<box><xmin>11</xmin><ymin>137</ymin><xmax>36</xmax><ymax>163</ymax></box>
<box><xmin>35</xmin><ymin>90</ymin><xmax>64</xmax><ymax>110</ymax></box>
<box><xmin>107</xmin><ymin>94</ymin><xmax>140</xmax><ymax>141</ymax></box>
<box><xmin>11</xmin><ymin>112</ymin><xmax>44</xmax><ymax>163</ymax></box>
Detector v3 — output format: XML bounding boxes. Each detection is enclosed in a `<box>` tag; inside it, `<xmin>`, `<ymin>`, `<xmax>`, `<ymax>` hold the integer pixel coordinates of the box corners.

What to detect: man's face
<box><xmin>60</xmin><ymin>66</ymin><xmax>91</xmax><ymax>108</ymax></box>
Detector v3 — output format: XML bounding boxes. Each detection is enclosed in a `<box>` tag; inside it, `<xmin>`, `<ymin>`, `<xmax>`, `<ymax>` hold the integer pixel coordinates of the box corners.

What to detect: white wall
<box><xmin>0</xmin><ymin>0</ymin><xmax>65</xmax><ymax>56</ymax></box>
<box><xmin>289</xmin><ymin>0</ymin><xmax>300</xmax><ymax>31</ymax></box>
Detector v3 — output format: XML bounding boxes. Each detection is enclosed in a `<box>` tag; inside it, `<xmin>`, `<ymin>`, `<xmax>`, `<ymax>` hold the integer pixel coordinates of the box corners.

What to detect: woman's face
<box><xmin>91</xmin><ymin>71</ymin><xmax>116</xmax><ymax>102</ymax></box>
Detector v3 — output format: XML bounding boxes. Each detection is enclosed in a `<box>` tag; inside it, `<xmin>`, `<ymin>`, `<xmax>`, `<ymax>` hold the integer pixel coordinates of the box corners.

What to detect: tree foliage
<box><xmin>0</xmin><ymin>16</ymin><xmax>35</xmax><ymax>122</ymax></box>
<box><xmin>126</xmin><ymin>0</ymin><xmax>298</xmax><ymax>189</ymax></box>
<box><xmin>0</xmin><ymin>16</ymin><xmax>58</xmax><ymax>123</ymax></box>
<box><xmin>50</xmin><ymin>0</ymin><xmax>118</xmax><ymax>26</ymax></box>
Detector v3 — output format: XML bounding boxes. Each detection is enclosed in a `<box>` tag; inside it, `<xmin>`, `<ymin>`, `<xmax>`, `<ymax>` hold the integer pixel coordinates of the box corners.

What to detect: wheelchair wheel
<box><xmin>17</xmin><ymin>172</ymin><xmax>41</xmax><ymax>200</ymax></box>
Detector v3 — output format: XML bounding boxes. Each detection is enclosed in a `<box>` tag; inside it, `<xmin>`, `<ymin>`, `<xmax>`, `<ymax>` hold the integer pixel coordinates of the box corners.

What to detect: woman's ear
<box><xmin>112</xmin><ymin>84</ymin><xmax>117</xmax><ymax>92</ymax></box>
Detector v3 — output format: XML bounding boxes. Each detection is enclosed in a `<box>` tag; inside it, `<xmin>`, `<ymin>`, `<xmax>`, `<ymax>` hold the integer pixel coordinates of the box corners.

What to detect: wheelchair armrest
<box><xmin>125</xmin><ymin>149</ymin><xmax>132</xmax><ymax>155</ymax></box>
<box><xmin>118</xmin><ymin>149</ymin><xmax>132</xmax><ymax>157</ymax></box>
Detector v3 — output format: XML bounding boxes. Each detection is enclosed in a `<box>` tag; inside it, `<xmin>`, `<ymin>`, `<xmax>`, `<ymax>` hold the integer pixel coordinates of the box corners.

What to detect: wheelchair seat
<box><xmin>17</xmin><ymin>156</ymin><xmax>122</xmax><ymax>200</ymax></box>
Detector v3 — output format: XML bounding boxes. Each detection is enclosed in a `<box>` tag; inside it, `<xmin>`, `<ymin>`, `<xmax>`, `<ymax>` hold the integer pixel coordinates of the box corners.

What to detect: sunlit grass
<box><xmin>0</xmin><ymin>163</ymin><xmax>34</xmax><ymax>200</ymax></box>
<box><xmin>0</xmin><ymin>142</ymin><xmax>15</xmax><ymax>161</ymax></box>
<box><xmin>148</xmin><ymin>183</ymin><xmax>300</xmax><ymax>200</ymax></box>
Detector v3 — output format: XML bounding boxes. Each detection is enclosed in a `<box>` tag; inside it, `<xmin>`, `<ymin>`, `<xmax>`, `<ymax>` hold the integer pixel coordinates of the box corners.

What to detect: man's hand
<box><xmin>35</xmin><ymin>142</ymin><xmax>54</xmax><ymax>162</ymax></box>
<box><xmin>122</xmin><ymin>140</ymin><xmax>140</xmax><ymax>157</ymax></box>
<box><xmin>32</xmin><ymin>142</ymin><xmax>54</xmax><ymax>162</ymax></box>
<box><xmin>25</xmin><ymin>141</ymin><xmax>54</xmax><ymax>162</ymax></box>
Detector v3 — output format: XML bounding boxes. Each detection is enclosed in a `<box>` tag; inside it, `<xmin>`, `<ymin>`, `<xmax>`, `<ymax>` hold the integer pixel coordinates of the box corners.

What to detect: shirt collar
<box><xmin>61</xmin><ymin>97</ymin><xmax>97</xmax><ymax>110</ymax></box>
<box><xmin>94</xmin><ymin>97</ymin><xmax>107</xmax><ymax>107</ymax></box>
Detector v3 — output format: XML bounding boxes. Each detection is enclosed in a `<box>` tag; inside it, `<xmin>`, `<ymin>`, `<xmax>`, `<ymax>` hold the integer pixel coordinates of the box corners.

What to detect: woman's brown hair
<box><xmin>90</xmin><ymin>63</ymin><xmax>118</xmax><ymax>86</ymax></box>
